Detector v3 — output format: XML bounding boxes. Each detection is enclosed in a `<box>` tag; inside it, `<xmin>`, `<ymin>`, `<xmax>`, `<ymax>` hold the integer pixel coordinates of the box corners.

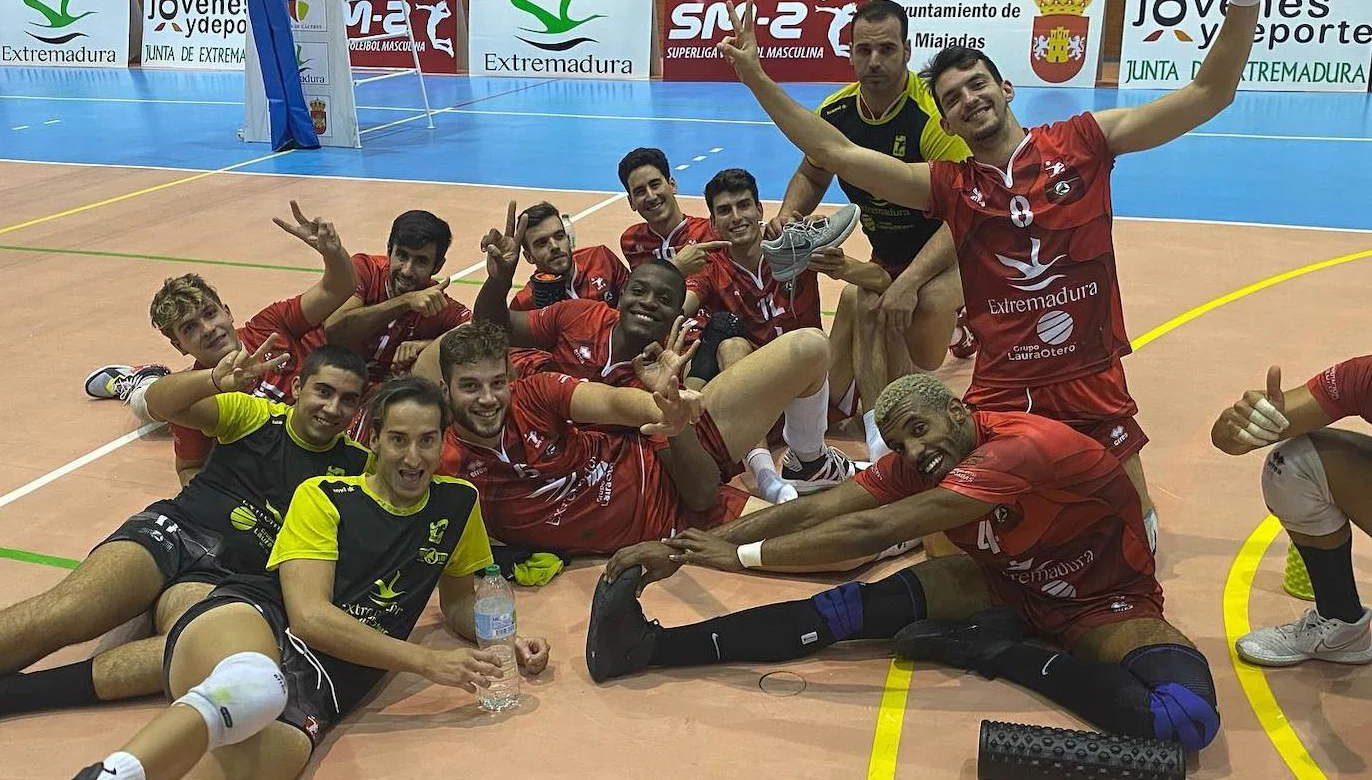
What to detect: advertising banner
<box><xmin>142</xmin><ymin>0</ymin><xmax>248</xmax><ymax>70</ymax></box>
<box><xmin>347</xmin><ymin>0</ymin><xmax>460</xmax><ymax>73</ymax></box>
<box><xmin>662</xmin><ymin>0</ymin><xmax>857</xmax><ymax>81</ymax></box>
<box><xmin>2</xmin><ymin>0</ymin><xmax>130</xmax><ymax>67</ymax></box>
<box><xmin>1119</xmin><ymin>0</ymin><xmax>1372</xmax><ymax>92</ymax></box>
<box><xmin>900</xmin><ymin>0</ymin><xmax>1106</xmax><ymax>88</ymax></box>
<box><xmin>469</xmin><ymin>0</ymin><xmax>651</xmax><ymax>80</ymax></box>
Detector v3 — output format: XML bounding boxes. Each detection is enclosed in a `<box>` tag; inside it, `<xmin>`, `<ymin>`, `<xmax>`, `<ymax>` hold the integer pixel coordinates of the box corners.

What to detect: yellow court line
<box><xmin>1222</xmin><ymin>516</ymin><xmax>1327</xmax><ymax>780</ymax></box>
<box><xmin>0</xmin><ymin>150</ymin><xmax>294</xmax><ymax>237</ymax></box>
<box><xmin>865</xmin><ymin>246</ymin><xmax>1372</xmax><ymax>779</ymax></box>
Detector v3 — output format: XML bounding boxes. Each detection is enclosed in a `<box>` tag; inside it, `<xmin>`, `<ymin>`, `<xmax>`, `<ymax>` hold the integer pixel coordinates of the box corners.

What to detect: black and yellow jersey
<box><xmin>165</xmin><ymin>394</ymin><xmax>372</xmax><ymax>572</ymax></box>
<box><xmin>267</xmin><ymin>474</ymin><xmax>493</xmax><ymax>640</ymax></box>
<box><xmin>807</xmin><ymin>71</ymin><xmax>971</xmax><ymax>267</ymax></box>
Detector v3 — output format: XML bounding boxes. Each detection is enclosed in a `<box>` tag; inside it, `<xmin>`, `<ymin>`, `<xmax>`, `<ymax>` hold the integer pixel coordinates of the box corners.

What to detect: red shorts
<box><xmin>871</xmin><ymin>252</ymin><xmax>910</xmax><ymax>281</ymax></box>
<box><xmin>647</xmin><ymin>410</ymin><xmax>750</xmax><ymax>535</ymax></box>
<box><xmin>696</xmin><ymin>410</ymin><xmax>746</xmax><ymax>482</ymax></box>
<box><xmin>979</xmin><ymin>517</ymin><xmax>1163</xmax><ymax>647</ymax></box>
<box><xmin>964</xmin><ymin>360</ymin><xmax>1147</xmax><ymax>463</ymax></box>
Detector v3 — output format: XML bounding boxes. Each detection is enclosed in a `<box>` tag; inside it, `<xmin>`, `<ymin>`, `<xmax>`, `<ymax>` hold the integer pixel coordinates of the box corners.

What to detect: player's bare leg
<box><xmin>0</xmin><ymin>542</ymin><xmax>164</xmax><ymax>674</ymax></box>
<box><xmin>903</xmin><ymin>264</ymin><xmax>965</xmax><ymax>371</ymax></box>
<box><xmin>1119</xmin><ymin>453</ymin><xmax>1159</xmax><ymax>548</ymax></box>
<box><xmin>89</xmin><ymin>581</ymin><xmax>215</xmax><ymax>702</ymax></box>
<box><xmin>74</xmin><ymin>602</ymin><xmax>310</xmax><ymax>780</ymax></box>
<box><xmin>712</xmin><ymin>338</ymin><xmax>802</xmax><ymax>504</ymax></box>
<box><xmin>1236</xmin><ymin>428</ymin><xmax>1372</xmax><ymax>667</ymax></box>
<box><xmin>701</xmin><ymin>328</ymin><xmax>855</xmax><ymax>493</ymax></box>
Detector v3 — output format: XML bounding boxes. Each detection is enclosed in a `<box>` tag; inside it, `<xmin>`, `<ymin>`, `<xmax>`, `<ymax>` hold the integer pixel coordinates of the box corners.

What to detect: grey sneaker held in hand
<box><xmin>762</xmin><ymin>203</ymin><xmax>861</xmax><ymax>282</ymax></box>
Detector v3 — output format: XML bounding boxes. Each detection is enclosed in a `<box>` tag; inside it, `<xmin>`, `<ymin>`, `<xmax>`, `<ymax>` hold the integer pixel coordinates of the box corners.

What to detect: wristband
<box><xmin>210</xmin><ymin>372</ymin><xmax>224</xmax><ymax>392</ymax></box>
<box><xmin>737</xmin><ymin>541</ymin><xmax>764</xmax><ymax>568</ymax></box>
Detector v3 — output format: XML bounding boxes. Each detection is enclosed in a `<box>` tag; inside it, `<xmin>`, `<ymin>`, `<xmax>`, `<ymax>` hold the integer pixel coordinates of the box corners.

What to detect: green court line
<box><xmin>0</xmin><ymin>546</ymin><xmax>80</xmax><ymax>570</ymax></box>
<box><xmin>0</xmin><ymin>243</ymin><xmax>488</xmax><ymax>286</ymax></box>
<box><xmin>0</xmin><ymin>243</ymin><xmax>842</xmax><ymax>312</ymax></box>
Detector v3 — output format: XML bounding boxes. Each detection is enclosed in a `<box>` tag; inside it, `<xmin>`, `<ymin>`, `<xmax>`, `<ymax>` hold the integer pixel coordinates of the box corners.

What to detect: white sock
<box><xmin>863</xmin><ymin>409</ymin><xmax>891</xmax><ymax>461</ymax></box>
<box><xmin>100</xmin><ymin>752</ymin><xmax>146</xmax><ymax>779</ymax></box>
<box><xmin>782</xmin><ymin>379</ymin><xmax>829</xmax><ymax>463</ymax></box>
<box><xmin>747</xmin><ymin>448</ymin><xmax>797</xmax><ymax>503</ymax></box>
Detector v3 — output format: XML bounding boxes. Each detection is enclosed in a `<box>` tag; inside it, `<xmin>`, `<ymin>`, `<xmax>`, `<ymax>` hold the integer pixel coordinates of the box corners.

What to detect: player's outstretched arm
<box><xmin>1211</xmin><ymin>365</ymin><xmax>1334</xmax><ymax>455</ymax></box>
<box><xmin>472</xmin><ymin>204</ymin><xmax>539</xmax><ymax>346</ymax></box>
<box><xmin>142</xmin><ymin>334</ymin><xmax>289</xmax><ymax>432</ymax></box>
<box><xmin>1093</xmin><ymin>0</ymin><xmax>1258</xmax><ymax>156</ymax></box>
<box><xmin>716</xmin><ymin>1</ymin><xmax>933</xmax><ymax>210</ymax></box>
<box><xmin>273</xmin><ymin>201</ymin><xmax>359</xmax><ymax>327</ymax></box>
<box><xmin>663</xmin><ymin>487</ymin><xmax>990</xmax><ymax>571</ymax></box>
<box><xmin>768</xmin><ymin>157</ymin><xmax>835</xmax><ymax>236</ymax></box>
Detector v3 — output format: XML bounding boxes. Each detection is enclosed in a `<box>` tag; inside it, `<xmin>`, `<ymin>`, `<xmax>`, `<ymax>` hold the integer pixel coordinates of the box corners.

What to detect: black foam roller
<box><xmin>977</xmin><ymin>720</ymin><xmax>1185</xmax><ymax>780</ymax></box>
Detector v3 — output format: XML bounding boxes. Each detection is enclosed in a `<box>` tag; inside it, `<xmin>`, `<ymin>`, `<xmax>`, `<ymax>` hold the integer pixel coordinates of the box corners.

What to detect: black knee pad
<box><xmin>687</xmin><ymin>311</ymin><xmax>745</xmax><ymax>382</ymax></box>
<box><xmin>1122</xmin><ymin>643</ymin><xmax>1220</xmax><ymax>752</ymax></box>
<box><xmin>810</xmin><ymin>568</ymin><xmax>926</xmax><ymax>642</ymax></box>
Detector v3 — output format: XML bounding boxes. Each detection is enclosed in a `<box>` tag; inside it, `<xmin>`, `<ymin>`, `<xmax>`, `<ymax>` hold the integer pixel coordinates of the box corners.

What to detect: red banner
<box><xmin>662</xmin><ymin>0</ymin><xmax>856</xmax><ymax>82</ymax></box>
<box><xmin>346</xmin><ymin>0</ymin><xmax>460</xmax><ymax>74</ymax></box>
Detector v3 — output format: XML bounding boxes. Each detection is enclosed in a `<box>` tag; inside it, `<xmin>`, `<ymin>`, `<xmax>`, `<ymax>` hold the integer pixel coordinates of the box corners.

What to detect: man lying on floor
<box><xmin>586</xmin><ymin>373</ymin><xmax>1220</xmax><ymax>755</ymax></box>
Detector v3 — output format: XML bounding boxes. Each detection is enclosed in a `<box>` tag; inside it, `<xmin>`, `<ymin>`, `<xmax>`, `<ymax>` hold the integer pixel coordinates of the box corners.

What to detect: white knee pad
<box><xmin>174</xmin><ymin>651</ymin><xmax>287</xmax><ymax>748</ymax></box>
<box><xmin>1261</xmin><ymin>435</ymin><xmax>1350</xmax><ymax>537</ymax></box>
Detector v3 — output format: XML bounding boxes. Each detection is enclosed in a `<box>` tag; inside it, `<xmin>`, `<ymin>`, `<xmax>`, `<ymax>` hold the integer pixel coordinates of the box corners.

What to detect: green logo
<box><xmin>22</xmin><ymin>0</ymin><xmax>96</xmax><ymax>44</ymax></box>
<box><xmin>510</xmin><ymin>0</ymin><xmax>602</xmax><ymax>51</ymax></box>
<box><xmin>370</xmin><ymin>571</ymin><xmax>405</xmax><ymax>607</ymax></box>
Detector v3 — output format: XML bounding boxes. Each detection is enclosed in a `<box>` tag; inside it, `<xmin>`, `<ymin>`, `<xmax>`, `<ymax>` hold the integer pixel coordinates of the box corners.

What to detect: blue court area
<box><xmin>3</xmin><ymin>65</ymin><xmax>1372</xmax><ymax>231</ymax></box>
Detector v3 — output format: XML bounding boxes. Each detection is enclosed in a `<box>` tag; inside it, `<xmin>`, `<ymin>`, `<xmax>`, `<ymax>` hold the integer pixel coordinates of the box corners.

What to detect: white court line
<box><xmin>1</xmin><ymin>157</ymin><xmax>1370</xmax><ymax>236</ymax></box>
<box><xmin>0</xmin><ymin>422</ymin><xmax>163</xmax><ymax>511</ymax></box>
<box><xmin>2</xmin><ymin>94</ymin><xmax>1369</xmax><ymax>143</ymax></box>
<box><xmin>352</xmin><ymin>70</ymin><xmax>414</xmax><ymax>87</ymax></box>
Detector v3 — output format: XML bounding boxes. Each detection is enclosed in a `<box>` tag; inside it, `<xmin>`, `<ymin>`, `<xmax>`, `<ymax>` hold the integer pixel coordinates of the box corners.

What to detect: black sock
<box><xmin>651</xmin><ymin>568</ymin><xmax>926</xmax><ymax>667</ymax></box>
<box><xmin>1296</xmin><ymin>537</ymin><xmax>1365</xmax><ymax>624</ymax></box>
<box><xmin>0</xmin><ymin>658</ymin><xmax>99</xmax><ymax>716</ymax></box>
<box><xmin>976</xmin><ymin>643</ymin><xmax>1155</xmax><ymax>738</ymax></box>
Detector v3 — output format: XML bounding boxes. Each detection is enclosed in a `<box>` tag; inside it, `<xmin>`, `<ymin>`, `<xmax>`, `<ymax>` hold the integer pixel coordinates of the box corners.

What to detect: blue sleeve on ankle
<box><xmin>1149</xmin><ymin>682</ymin><xmax>1219</xmax><ymax>752</ymax></box>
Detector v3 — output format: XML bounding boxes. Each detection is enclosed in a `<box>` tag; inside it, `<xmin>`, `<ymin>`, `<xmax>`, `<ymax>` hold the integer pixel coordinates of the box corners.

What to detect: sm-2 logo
<box><xmin>668</xmin><ymin>1</ymin><xmax>806</xmax><ymax>41</ymax></box>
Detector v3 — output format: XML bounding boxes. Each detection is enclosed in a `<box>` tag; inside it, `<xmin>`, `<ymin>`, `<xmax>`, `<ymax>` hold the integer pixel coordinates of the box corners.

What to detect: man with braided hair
<box><xmin>588</xmin><ymin>372</ymin><xmax>1222</xmax><ymax>757</ymax></box>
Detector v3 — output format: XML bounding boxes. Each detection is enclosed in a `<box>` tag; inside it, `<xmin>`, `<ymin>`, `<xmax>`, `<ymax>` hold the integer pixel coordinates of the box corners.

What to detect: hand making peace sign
<box><xmin>274</xmin><ymin>200</ymin><xmax>344</xmax><ymax>258</ymax></box>
<box><xmin>632</xmin><ymin>315</ymin><xmax>700</xmax><ymax>397</ymax></box>
<box><xmin>209</xmin><ymin>333</ymin><xmax>292</xmax><ymax>394</ymax></box>
<box><xmin>480</xmin><ymin>200</ymin><xmax>528</xmax><ymax>281</ymax></box>
<box><xmin>716</xmin><ymin>1</ymin><xmax>764</xmax><ymax>80</ymax></box>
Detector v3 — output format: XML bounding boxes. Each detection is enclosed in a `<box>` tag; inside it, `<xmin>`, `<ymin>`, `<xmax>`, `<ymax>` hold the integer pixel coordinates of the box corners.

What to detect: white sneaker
<box><xmin>1236</xmin><ymin>607</ymin><xmax>1372</xmax><ymax>667</ymax></box>
<box><xmin>876</xmin><ymin>538</ymin><xmax>923</xmax><ymax>561</ymax></box>
<box><xmin>780</xmin><ymin>445</ymin><xmax>857</xmax><ymax>494</ymax></box>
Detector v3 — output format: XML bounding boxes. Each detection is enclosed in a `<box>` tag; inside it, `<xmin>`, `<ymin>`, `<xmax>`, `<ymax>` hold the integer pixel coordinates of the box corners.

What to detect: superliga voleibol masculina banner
<box><xmin>661</xmin><ymin>0</ymin><xmax>1105</xmax><ymax>86</ymax></box>
<box><xmin>1119</xmin><ymin>0</ymin><xmax>1372</xmax><ymax>92</ymax></box>
<box><xmin>469</xmin><ymin>0</ymin><xmax>652</xmax><ymax>80</ymax></box>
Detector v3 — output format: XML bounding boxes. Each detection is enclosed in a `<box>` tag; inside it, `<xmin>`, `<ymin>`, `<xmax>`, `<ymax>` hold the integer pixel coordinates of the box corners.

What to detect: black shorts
<box><xmin>162</xmin><ymin>575</ymin><xmax>387</xmax><ymax>748</ymax></box>
<box><xmin>94</xmin><ymin>501</ymin><xmax>232</xmax><ymax>587</ymax></box>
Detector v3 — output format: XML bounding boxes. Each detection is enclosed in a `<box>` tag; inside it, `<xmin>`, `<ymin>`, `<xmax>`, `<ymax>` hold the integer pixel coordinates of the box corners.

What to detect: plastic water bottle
<box><xmin>474</xmin><ymin>564</ymin><xmax>520</xmax><ymax>712</ymax></box>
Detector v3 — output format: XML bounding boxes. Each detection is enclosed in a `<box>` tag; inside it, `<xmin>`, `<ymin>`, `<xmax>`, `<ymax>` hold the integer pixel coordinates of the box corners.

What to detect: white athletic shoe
<box><xmin>1236</xmin><ymin>607</ymin><xmax>1372</xmax><ymax>667</ymax></box>
<box><xmin>780</xmin><ymin>445</ymin><xmax>857</xmax><ymax>494</ymax></box>
<box><xmin>876</xmin><ymin>538</ymin><xmax>923</xmax><ymax>561</ymax></box>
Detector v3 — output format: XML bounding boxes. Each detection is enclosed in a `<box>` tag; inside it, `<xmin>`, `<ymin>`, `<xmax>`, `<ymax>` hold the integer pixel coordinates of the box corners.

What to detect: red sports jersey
<box><xmin>171</xmin><ymin>295</ymin><xmax>322</xmax><ymax>463</ymax></box>
<box><xmin>620</xmin><ymin>215</ymin><xmax>716</xmax><ymax>269</ymax></box>
<box><xmin>855</xmin><ymin>410</ymin><xmax>1160</xmax><ymax>643</ymax></box>
<box><xmin>524</xmin><ymin>299</ymin><xmax>642</xmax><ymax>388</ymax></box>
<box><xmin>437</xmin><ymin>372</ymin><xmax>746</xmax><ymax>554</ymax></box>
<box><xmin>687</xmin><ymin>248</ymin><xmax>822</xmax><ymax>346</ymax></box>
<box><xmin>926</xmin><ymin>113</ymin><xmax>1129</xmax><ymax>389</ymax></box>
<box><xmin>1307</xmin><ymin>355</ymin><xmax>1372</xmax><ymax>424</ymax></box>
<box><xmin>510</xmin><ymin>245</ymin><xmax>629</xmax><ymax>312</ymax></box>
<box><xmin>349</xmin><ymin>253</ymin><xmax>472</xmax><ymax>385</ymax></box>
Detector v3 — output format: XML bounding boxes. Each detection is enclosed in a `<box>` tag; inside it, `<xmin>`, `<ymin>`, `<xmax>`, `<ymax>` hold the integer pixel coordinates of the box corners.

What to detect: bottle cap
<box><xmin>484</xmin><ymin>564</ymin><xmax>501</xmax><ymax>576</ymax></box>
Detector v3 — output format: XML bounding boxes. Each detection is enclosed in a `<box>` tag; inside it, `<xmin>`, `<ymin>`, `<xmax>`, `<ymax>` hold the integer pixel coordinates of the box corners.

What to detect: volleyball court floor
<box><xmin>1</xmin><ymin>66</ymin><xmax>1371</xmax><ymax>779</ymax></box>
